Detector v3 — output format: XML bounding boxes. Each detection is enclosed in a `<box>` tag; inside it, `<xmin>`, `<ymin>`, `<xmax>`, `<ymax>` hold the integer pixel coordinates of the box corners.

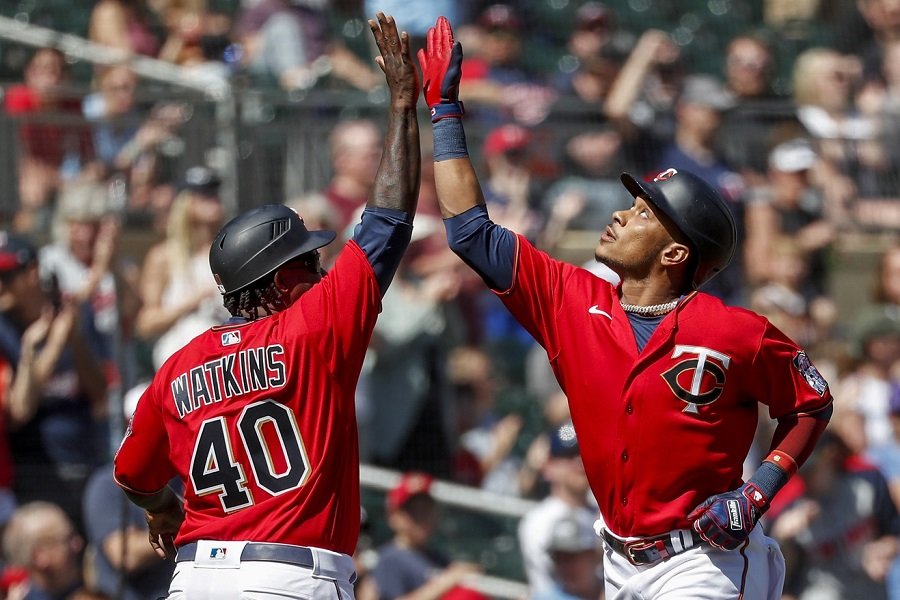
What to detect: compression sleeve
<box><xmin>351</xmin><ymin>207</ymin><xmax>414</xmax><ymax>297</ymax></box>
<box><xmin>444</xmin><ymin>204</ymin><xmax>516</xmax><ymax>291</ymax></box>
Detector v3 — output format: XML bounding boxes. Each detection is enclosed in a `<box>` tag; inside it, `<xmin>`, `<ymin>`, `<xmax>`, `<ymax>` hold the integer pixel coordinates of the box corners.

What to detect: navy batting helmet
<box><xmin>209</xmin><ymin>204</ymin><xmax>336</xmax><ymax>295</ymax></box>
<box><xmin>619</xmin><ymin>168</ymin><xmax>736</xmax><ymax>288</ymax></box>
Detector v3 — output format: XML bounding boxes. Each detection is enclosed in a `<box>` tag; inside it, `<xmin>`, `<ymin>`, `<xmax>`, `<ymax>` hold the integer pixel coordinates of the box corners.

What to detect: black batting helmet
<box><xmin>620</xmin><ymin>168</ymin><xmax>736</xmax><ymax>288</ymax></box>
<box><xmin>209</xmin><ymin>204</ymin><xmax>336</xmax><ymax>295</ymax></box>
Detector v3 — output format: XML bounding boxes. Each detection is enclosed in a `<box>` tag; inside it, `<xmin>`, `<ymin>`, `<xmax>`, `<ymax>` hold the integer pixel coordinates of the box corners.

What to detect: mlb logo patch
<box><xmin>221</xmin><ymin>331</ymin><xmax>241</xmax><ymax>346</ymax></box>
<box><xmin>210</xmin><ymin>548</ymin><xmax>227</xmax><ymax>560</ymax></box>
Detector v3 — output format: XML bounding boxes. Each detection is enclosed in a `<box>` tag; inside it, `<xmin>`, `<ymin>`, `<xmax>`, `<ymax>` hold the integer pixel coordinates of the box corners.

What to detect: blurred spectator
<box><xmin>518</xmin><ymin>423</ymin><xmax>596</xmax><ymax>596</ymax></box>
<box><xmin>285</xmin><ymin>192</ymin><xmax>342</xmax><ymax>269</ymax></box>
<box><xmin>532</xmin><ymin>510</ymin><xmax>604</xmax><ymax>600</ymax></box>
<box><xmin>855</xmin><ymin>0</ymin><xmax>900</xmax><ymax>80</ymax></box>
<box><xmin>658</xmin><ymin>76</ymin><xmax>745</xmax><ymax>305</ymax></box>
<box><xmin>749</xmin><ymin>236</ymin><xmax>835</xmax><ymax>351</ymax></box>
<box><xmin>3</xmin><ymin>49</ymin><xmax>96</xmax><ymax>234</ymax></box>
<box><xmin>743</xmin><ymin>138</ymin><xmax>836</xmax><ymax>299</ymax></box>
<box><xmin>868</xmin><ymin>382</ymin><xmax>900</xmax><ymax>510</ymax></box>
<box><xmin>832</xmin><ymin>306</ymin><xmax>900</xmax><ymax>454</ymax></box>
<box><xmin>0</xmin><ymin>233</ymin><xmax>107</xmax><ymax>532</ymax></box>
<box><xmin>604</xmin><ymin>29</ymin><xmax>683</xmax><ymax>172</ymax></box>
<box><xmin>1</xmin><ymin>501</ymin><xmax>91</xmax><ymax>600</ymax></box>
<box><xmin>82</xmin><ymin>65</ymin><xmax>186</xmax><ymax>214</ymax></box>
<box><xmin>133</xmin><ymin>166</ymin><xmax>228</xmax><ymax>375</ymax></box>
<box><xmin>792</xmin><ymin>48</ymin><xmax>890</xmax><ymax>219</ymax></box>
<box><xmin>88</xmin><ymin>0</ymin><xmax>161</xmax><ymax>58</ymax></box>
<box><xmin>39</xmin><ymin>181</ymin><xmax>142</xmax><ymax>379</ymax></box>
<box><xmin>480</xmin><ymin>124</ymin><xmax>542</xmax><ymax>240</ymax></box>
<box><xmin>457</xmin><ymin>4</ymin><xmax>556</xmax><ymax>126</ymax></box>
<box><xmin>234</xmin><ymin>0</ymin><xmax>380</xmax><ymax>91</ymax></box>
<box><xmin>873</xmin><ymin>243</ymin><xmax>900</xmax><ymax>307</ymax></box>
<box><xmin>320</xmin><ymin>119</ymin><xmax>383</xmax><ymax>234</ymax></box>
<box><xmin>452</xmin><ymin>346</ymin><xmax>523</xmax><ymax>494</ymax></box>
<box><xmin>79</xmin><ymin>389</ymin><xmax>172</xmax><ymax>600</ymax></box>
<box><xmin>769</xmin><ymin>431</ymin><xmax>900</xmax><ymax>600</ymax></box>
<box><xmin>361</xmin><ymin>215</ymin><xmax>464</xmax><ymax>478</ymax></box>
<box><xmin>363</xmin><ymin>473</ymin><xmax>481</xmax><ymax>600</ymax></box>
<box><xmin>717</xmin><ymin>33</ymin><xmax>788</xmax><ymax>181</ymax></box>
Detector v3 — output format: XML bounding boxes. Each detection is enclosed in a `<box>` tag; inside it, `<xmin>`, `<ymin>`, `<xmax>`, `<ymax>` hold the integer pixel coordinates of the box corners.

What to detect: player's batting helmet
<box><xmin>620</xmin><ymin>168</ymin><xmax>737</xmax><ymax>288</ymax></box>
<box><xmin>209</xmin><ymin>204</ymin><xmax>336</xmax><ymax>295</ymax></box>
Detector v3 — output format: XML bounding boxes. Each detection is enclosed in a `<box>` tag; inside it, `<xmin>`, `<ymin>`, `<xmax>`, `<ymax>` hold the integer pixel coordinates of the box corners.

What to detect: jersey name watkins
<box><xmin>171</xmin><ymin>344</ymin><xmax>287</xmax><ymax>418</ymax></box>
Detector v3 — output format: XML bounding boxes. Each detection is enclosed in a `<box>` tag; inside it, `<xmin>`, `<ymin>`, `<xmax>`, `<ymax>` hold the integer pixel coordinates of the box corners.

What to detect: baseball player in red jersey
<box><xmin>418</xmin><ymin>17</ymin><xmax>833</xmax><ymax>600</ymax></box>
<box><xmin>113</xmin><ymin>13</ymin><xmax>421</xmax><ymax>600</ymax></box>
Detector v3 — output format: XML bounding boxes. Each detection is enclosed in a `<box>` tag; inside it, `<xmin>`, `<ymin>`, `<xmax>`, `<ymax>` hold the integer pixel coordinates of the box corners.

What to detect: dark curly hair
<box><xmin>222</xmin><ymin>272</ymin><xmax>291</xmax><ymax>320</ymax></box>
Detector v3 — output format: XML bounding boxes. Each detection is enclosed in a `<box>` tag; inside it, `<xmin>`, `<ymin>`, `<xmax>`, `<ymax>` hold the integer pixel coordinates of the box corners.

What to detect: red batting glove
<box><xmin>417</xmin><ymin>16</ymin><xmax>464</xmax><ymax>122</ymax></box>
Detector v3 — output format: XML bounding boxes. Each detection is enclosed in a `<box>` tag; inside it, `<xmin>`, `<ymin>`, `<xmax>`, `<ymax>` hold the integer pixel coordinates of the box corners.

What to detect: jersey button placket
<box><xmin>625</xmin><ymin>403</ymin><xmax>633</xmax><ymax>414</ymax></box>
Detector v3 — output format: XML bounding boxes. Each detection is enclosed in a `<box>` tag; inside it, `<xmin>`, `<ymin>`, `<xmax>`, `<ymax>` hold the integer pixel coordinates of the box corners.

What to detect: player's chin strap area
<box><xmin>601</xmin><ymin>528</ymin><xmax>705</xmax><ymax>566</ymax></box>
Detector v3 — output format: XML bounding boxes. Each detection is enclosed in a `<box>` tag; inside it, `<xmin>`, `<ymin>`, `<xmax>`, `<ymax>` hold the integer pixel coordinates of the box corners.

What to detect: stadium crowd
<box><xmin>1</xmin><ymin>0</ymin><xmax>900</xmax><ymax>598</ymax></box>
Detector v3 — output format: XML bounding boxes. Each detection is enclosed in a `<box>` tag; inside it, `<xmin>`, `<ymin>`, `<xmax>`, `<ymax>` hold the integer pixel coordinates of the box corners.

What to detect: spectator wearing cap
<box><xmin>362</xmin><ymin>472</ymin><xmax>481</xmax><ymax>600</ymax></box>
<box><xmin>0</xmin><ymin>231</ymin><xmax>108</xmax><ymax>533</ymax></box>
<box><xmin>457</xmin><ymin>4</ymin><xmax>557</xmax><ymax>127</ymax></box>
<box><xmin>832</xmin><ymin>305</ymin><xmax>900</xmax><ymax>456</ymax></box>
<box><xmin>744</xmin><ymin>138</ymin><xmax>835</xmax><ymax>302</ymax></box>
<box><xmin>532</xmin><ymin>510</ymin><xmax>604</xmax><ymax>600</ymax></box>
<box><xmin>38</xmin><ymin>181</ymin><xmax>142</xmax><ymax>377</ymax></box>
<box><xmin>518</xmin><ymin>424</ymin><xmax>597</xmax><ymax>596</ymax></box>
<box><xmin>133</xmin><ymin>165</ymin><xmax>229</xmax><ymax>376</ymax></box>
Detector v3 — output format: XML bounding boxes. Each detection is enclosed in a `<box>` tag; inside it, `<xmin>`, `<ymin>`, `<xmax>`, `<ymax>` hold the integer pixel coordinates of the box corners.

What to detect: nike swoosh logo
<box><xmin>588</xmin><ymin>305</ymin><xmax>612</xmax><ymax>320</ymax></box>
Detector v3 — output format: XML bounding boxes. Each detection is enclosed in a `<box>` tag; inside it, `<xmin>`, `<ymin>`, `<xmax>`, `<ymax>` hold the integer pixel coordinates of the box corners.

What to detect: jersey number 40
<box><xmin>189</xmin><ymin>400</ymin><xmax>310</xmax><ymax>512</ymax></box>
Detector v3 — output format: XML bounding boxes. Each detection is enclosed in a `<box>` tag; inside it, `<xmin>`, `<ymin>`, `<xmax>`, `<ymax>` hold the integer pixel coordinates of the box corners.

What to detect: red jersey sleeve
<box><xmin>750</xmin><ymin>321</ymin><xmax>832</xmax><ymax>420</ymax></box>
<box><xmin>114</xmin><ymin>379</ymin><xmax>174</xmax><ymax>495</ymax></box>
<box><xmin>497</xmin><ymin>234</ymin><xmax>584</xmax><ymax>358</ymax></box>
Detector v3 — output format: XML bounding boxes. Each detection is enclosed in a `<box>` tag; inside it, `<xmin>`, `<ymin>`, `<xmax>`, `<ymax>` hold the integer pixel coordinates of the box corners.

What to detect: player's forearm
<box><xmin>124</xmin><ymin>484</ymin><xmax>180</xmax><ymax>513</ymax></box>
<box><xmin>432</xmin><ymin>116</ymin><xmax>485</xmax><ymax>218</ymax></box>
<box><xmin>369</xmin><ymin>103</ymin><xmax>420</xmax><ymax>214</ymax></box>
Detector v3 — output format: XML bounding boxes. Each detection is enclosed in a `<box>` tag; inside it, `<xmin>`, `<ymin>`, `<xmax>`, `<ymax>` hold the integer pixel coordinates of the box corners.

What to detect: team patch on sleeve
<box><xmin>792</xmin><ymin>351</ymin><xmax>828</xmax><ymax>396</ymax></box>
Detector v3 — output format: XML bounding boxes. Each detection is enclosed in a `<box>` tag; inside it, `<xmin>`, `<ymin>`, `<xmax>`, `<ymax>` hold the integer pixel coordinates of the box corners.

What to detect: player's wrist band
<box><xmin>747</xmin><ymin>459</ymin><xmax>791</xmax><ymax>507</ymax></box>
<box><xmin>430</xmin><ymin>101</ymin><xmax>465</xmax><ymax>123</ymax></box>
<box><xmin>432</xmin><ymin>116</ymin><xmax>469</xmax><ymax>162</ymax></box>
<box><xmin>765</xmin><ymin>449</ymin><xmax>798</xmax><ymax>477</ymax></box>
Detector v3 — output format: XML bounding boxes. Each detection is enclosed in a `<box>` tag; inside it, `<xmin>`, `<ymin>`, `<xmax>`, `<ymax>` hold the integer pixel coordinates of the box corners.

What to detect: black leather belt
<box><xmin>176</xmin><ymin>542</ymin><xmax>315</xmax><ymax>566</ymax></box>
<box><xmin>601</xmin><ymin>528</ymin><xmax>705</xmax><ymax>566</ymax></box>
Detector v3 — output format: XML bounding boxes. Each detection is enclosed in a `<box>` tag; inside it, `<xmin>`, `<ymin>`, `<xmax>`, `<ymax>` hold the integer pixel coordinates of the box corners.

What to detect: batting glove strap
<box><xmin>430</xmin><ymin>101</ymin><xmax>465</xmax><ymax>123</ymax></box>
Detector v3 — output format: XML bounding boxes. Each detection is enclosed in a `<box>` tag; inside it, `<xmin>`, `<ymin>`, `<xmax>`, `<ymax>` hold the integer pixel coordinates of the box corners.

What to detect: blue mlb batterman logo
<box><xmin>792</xmin><ymin>352</ymin><xmax>827</xmax><ymax>397</ymax></box>
<box><xmin>210</xmin><ymin>548</ymin><xmax>228</xmax><ymax>559</ymax></box>
<box><xmin>222</xmin><ymin>331</ymin><xmax>241</xmax><ymax>346</ymax></box>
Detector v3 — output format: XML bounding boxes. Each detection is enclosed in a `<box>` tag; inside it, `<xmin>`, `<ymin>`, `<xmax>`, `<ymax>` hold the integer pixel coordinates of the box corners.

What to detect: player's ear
<box><xmin>660</xmin><ymin>242</ymin><xmax>691</xmax><ymax>268</ymax></box>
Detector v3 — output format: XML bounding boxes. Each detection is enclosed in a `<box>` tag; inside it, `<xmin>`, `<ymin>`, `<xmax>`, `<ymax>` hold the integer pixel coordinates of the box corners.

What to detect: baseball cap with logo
<box><xmin>0</xmin><ymin>232</ymin><xmax>37</xmax><ymax>275</ymax></box>
<box><xmin>386</xmin><ymin>472</ymin><xmax>434</xmax><ymax>511</ymax></box>
<box><xmin>549</xmin><ymin>423</ymin><xmax>580</xmax><ymax>458</ymax></box>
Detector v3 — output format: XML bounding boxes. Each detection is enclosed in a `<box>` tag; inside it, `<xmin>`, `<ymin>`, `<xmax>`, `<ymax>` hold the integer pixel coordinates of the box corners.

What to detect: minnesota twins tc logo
<box><xmin>661</xmin><ymin>345</ymin><xmax>732</xmax><ymax>413</ymax></box>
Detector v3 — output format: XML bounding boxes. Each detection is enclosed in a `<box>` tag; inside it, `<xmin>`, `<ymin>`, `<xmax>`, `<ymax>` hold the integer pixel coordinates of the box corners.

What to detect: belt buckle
<box><xmin>623</xmin><ymin>538</ymin><xmax>669</xmax><ymax>566</ymax></box>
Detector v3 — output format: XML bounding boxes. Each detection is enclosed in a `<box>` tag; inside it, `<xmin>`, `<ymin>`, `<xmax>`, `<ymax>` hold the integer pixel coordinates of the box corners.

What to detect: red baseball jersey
<box><xmin>500</xmin><ymin>236</ymin><xmax>832</xmax><ymax>537</ymax></box>
<box><xmin>114</xmin><ymin>241</ymin><xmax>379</xmax><ymax>555</ymax></box>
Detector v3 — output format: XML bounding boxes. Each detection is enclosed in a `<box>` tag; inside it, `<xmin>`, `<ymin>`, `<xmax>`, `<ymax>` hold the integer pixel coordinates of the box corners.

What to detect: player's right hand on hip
<box><xmin>687</xmin><ymin>482</ymin><xmax>768</xmax><ymax>551</ymax></box>
<box><xmin>417</xmin><ymin>16</ymin><xmax>464</xmax><ymax>122</ymax></box>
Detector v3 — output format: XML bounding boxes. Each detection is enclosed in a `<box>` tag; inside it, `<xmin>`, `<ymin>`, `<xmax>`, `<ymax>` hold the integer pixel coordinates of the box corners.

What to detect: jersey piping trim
<box><xmin>490</xmin><ymin>233</ymin><xmax>520</xmax><ymax>296</ymax></box>
<box><xmin>113</xmin><ymin>474</ymin><xmax>167</xmax><ymax>497</ymax></box>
